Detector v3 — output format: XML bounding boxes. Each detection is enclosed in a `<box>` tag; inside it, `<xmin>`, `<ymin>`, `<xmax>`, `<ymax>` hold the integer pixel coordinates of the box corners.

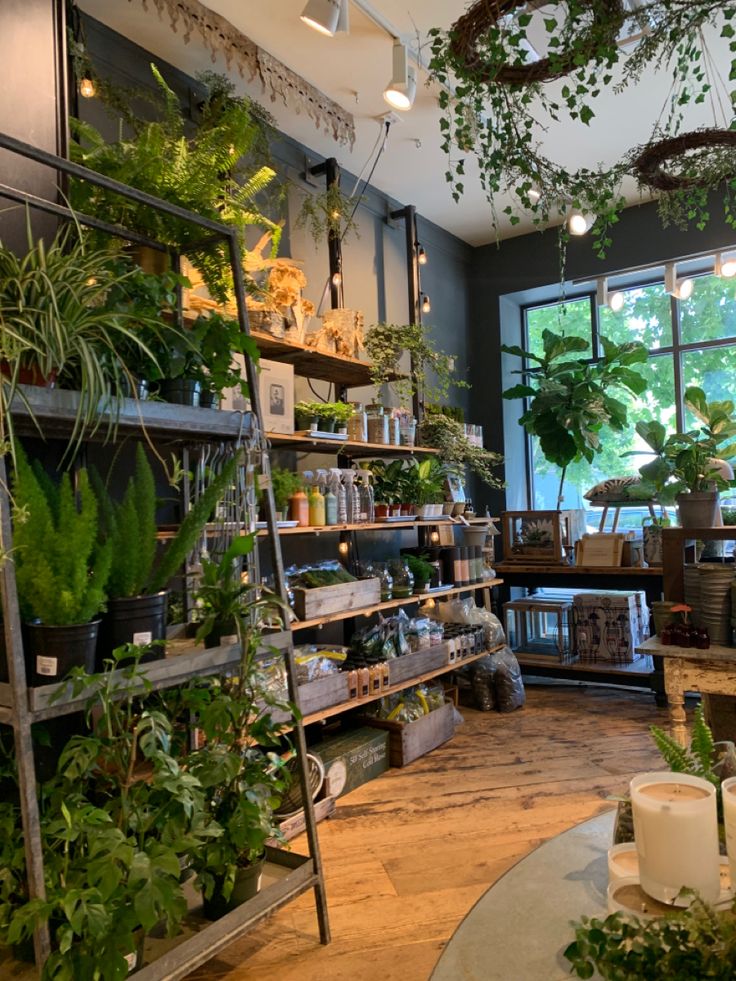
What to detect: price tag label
<box><xmin>133</xmin><ymin>631</ymin><xmax>152</xmax><ymax>646</ymax></box>
<box><xmin>36</xmin><ymin>656</ymin><xmax>58</xmax><ymax>677</ymax></box>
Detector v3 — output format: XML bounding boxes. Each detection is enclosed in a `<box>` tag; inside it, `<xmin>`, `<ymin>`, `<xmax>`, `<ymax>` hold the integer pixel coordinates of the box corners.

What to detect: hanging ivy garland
<box><xmin>429</xmin><ymin>0</ymin><xmax>736</xmax><ymax>261</ymax></box>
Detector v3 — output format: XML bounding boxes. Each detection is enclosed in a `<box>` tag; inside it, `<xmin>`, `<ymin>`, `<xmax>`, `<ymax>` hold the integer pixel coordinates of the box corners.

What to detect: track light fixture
<box><xmin>595</xmin><ymin>278</ymin><xmax>624</xmax><ymax>313</ymax></box>
<box><xmin>383</xmin><ymin>41</ymin><xmax>416</xmax><ymax>111</ymax></box>
<box><xmin>417</xmin><ymin>245</ymin><xmax>427</xmax><ymax>266</ymax></box>
<box><xmin>567</xmin><ymin>210</ymin><xmax>595</xmax><ymax>236</ymax></box>
<box><xmin>421</xmin><ymin>294</ymin><xmax>431</xmax><ymax>314</ymax></box>
<box><xmin>664</xmin><ymin>262</ymin><xmax>694</xmax><ymax>300</ymax></box>
<box><xmin>300</xmin><ymin>0</ymin><xmax>349</xmax><ymax>37</ymax></box>
<box><xmin>715</xmin><ymin>252</ymin><xmax>736</xmax><ymax>278</ymax></box>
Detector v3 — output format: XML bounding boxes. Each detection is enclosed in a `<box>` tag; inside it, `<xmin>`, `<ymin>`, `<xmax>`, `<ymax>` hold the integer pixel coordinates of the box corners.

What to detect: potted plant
<box><xmin>94</xmin><ymin>447</ymin><xmax>240</xmax><ymax>666</ymax></box>
<box><xmin>183</xmin><ymin>576</ymin><xmax>293</xmax><ymax>919</ymax></box>
<box><xmin>317</xmin><ymin>401</ymin><xmax>354</xmax><ymax>435</ymax></box>
<box><xmin>188</xmin><ymin>311</ymin><xmax>259</xmax><ymax>408</ymax></box>
<box><xmin>413</xmin><ymin>457</ymin><xmax>446</xmax><ymax>518</ymax></box>
<box><xmin>365</xmin><ymin>322</ymin><xmax>469</xmax><ymax>407</ymax></box>
<box><xmin>632</xmin><ymin>388</ymin><xmax>736</xmax><ymax>529</ymax></box>
<box><xmin>295</xmin><ymin>400</ymin><xmax>322</xmax><ymax>432</ymax></box>
<box><xmin>269</xmin><ymin>467</ymin><xmax>303</xmax><ymax>521</ymax></box>
<box><xmin>404</xmin><ymin>553</ymin><xmax>436</xmax><ymax>592</ymax></box>
<box><xmin>365</xmin><ymin>459</ymin><xmax>407</xmax><ymax>517</ymax></box>
<box><xmin>501</xmin><ymin>330</ymin><xmax>648</xmax><ymax>508</ymax></box>
<box><xmin>70</xmin><ymin>67</ymin><xmax>282</xmax><ymax>304</ymax></box>
<box><xmin>0</xmin><ymin>224</ymin><xmax>163</xmax><ymax>459</ymax></box>
<box><xmin>418</xmin><ymin>411</ymin><xmax>504</xmax><ymax>491</ymax></box>
<box><xmin>11</xmin><ymin>446</ymin><xmax>111</xmax><ymax>685</ymax></box>
<box><xmin>193</xmin><ymin>534</ymin><xmax>256</xmax><ymax>648</ymax></box>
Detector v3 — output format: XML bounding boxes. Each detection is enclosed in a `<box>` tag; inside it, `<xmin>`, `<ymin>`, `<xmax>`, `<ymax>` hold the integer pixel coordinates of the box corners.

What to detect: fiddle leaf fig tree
<box><xmin>502</xmin><ymin>329</ymin><xmax>648</xmax><ymax>507</ymax></box>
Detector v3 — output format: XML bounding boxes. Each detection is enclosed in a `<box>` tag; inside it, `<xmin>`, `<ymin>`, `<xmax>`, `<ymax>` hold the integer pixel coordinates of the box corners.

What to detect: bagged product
<box><xmin>491</xmin><ymin>646</ymin><xmax>525</xmax><ymax>712</ymax></box>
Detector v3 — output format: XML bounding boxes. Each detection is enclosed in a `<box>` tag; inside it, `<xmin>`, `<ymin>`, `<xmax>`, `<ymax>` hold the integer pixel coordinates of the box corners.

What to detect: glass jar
<box><xmin>389</xmin><ymin>558</ymin><xmax>414</xmax><ymax>598</ymax></box>
<box><xmin>347</xmin><ymin>403</ymin><xmax>367</xmax><ymax>442</ymax></box>
<box><xmin>366</xmin><ymin>405</ymin><xmax>388</xmax><ymax>445</ymax></box>
<box><xmin>389</xmin><ymin>415</ymin><xmax>400</xmax><ymax>446</ymax></box>
<box><xmin>376</xmin><ymin>562</ymin><xmax>393</xmax><ymax>602</ymax></box>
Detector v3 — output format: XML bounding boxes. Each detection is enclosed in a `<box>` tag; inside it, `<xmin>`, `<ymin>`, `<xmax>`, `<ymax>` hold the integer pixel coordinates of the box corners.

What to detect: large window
<box><xmin>520</xmin><ymin>272</ymin><xmax>736</xmax><ymax>527</ymax></box>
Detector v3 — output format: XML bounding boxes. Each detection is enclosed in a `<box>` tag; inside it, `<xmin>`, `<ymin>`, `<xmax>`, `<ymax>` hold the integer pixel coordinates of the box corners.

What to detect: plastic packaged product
<box><xmin>410</xmin><ymin>617</ymin><xmax>432</xmax><ymax>651</ymax></box>
<box><xmin>489</xmin><ymin>646</ymin><xmax>525</xmax><ymax>712</ymax></box>
<box><xmin>293</xmin><ymin>645</ymin><xmax>348</xmax><ymax>683</ymax></box>
<box><xmin>255</xmin><ymin>653</ymin><xmax>288</xmax><ymax>698</ymax></box>
<box><xmin>429</xmin><ymin>621</ymin><xmax>444</xmax><ymax>647</ymax></box>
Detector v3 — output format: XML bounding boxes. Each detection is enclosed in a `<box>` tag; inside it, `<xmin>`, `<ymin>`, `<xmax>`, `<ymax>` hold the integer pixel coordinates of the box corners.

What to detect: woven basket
<box><xmin>274</xmin><ymin>753</ymin><xmax>325</xmax><ymax>819</ymax></box>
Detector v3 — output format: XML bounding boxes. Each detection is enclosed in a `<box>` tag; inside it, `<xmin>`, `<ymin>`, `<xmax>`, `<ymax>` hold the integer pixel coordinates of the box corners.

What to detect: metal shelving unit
<box><xmin>0</xmin><ymin>132</ymin><xmax>329</xmax><ymax>973</ymax></box>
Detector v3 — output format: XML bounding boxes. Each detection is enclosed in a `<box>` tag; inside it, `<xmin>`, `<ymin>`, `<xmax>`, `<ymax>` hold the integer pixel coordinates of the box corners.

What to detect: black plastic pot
<box><xmin>199</xmin><ymin>388</ymin><xmax>218</xmax><ymax>409</ymax></box>
<box><xmin>98</xmin><ymin>592</ymin><xmax>168</xmax><ymax>669</ymax></box>
<box><xmin>159</xmin><ymin>378</ymin><xmax>201</xmax><ymax>406</ymax></box>
<box><xmin>120</xmin><ymin>376</ymin><xmax>150</xmax><ymax>400</ymax></box>
<box><xmin>201</xmin><ymin>857</ymin><xmax>264</xmax><ymax>920</ymax></box>
<box><xmin>203</xmin><ymin>618</ymin><xmax>238</xmax><ymax>650</ymax></box>
<box><xmin>24</xmin><ymin>620</ymin><xmax>100</xmax><ymax>686</ymax></box>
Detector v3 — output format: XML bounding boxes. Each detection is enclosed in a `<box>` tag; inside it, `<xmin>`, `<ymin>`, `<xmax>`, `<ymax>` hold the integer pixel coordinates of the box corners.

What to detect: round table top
<box><xmin>431</xmin><ymin>810</ymin><xmax>613</xmax><ymax>981</ymax></box>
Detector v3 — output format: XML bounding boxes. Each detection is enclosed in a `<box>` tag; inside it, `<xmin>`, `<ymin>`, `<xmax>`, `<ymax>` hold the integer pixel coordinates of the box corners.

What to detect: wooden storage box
<box><xmin>292</xmin><ymin>577</ymin><xmax>380</xmax><ymax>620</ymax></box>
<box><xmin>297</xmin><ymin>672</ymin><xmax>350</xmax><ymax>716</ymax></box>
<box><xmin>365</xmin><ymin>700</ymin><xmax>455</xmax><ymax>767</ymax></box>
<box><xmin>388</xmin><ymin>642</ymin><xmax>450</xmax><ymax>686</ymax></box>
<box><xmin>501</xmin><ymin>510</ymin><xmax>575</xmax><ymax>565</ymax></box>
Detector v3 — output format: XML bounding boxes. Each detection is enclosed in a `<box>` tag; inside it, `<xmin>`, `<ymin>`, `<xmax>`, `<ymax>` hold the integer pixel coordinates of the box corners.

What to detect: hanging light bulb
<box><xmin>383</xmin><ymin>41</ymin><xmax>417</xmax><ymax>111</ymax></box>
<box><xmin>417</xmin><ymin>245</ymin><xmax>427</xmax><ymax>265</ymax></box>
<box><xmin>595</xmin><ymin>277</ymin><xmax>625</xmax><ymax>313</ymax></box>
<box><xmin>422</xmin><ymin>294</ymin><xmax>431</xmax><ymax>314</ymax></box>
<box><xmin>332</xmin><ymin>271</ymin><xmax>342</xmax><ymax>287</ymax></box>
<box><xmin>527</xmin><ymin>186</ymin><xmax>542</xmax><ymax>205</ymax></box>
<box><xmin>79</xmin><ymin>76</ymin><xmax>96</xmax><ymax>99</ymax></box>
<box><xmin>567</xmin><ymin>210</ymin><xmax>595</xmax><ymax>236</ymax></box>
<box><xmin>665</xmin><ymin>262</ymin><xmax>694</xmax><ymax>300</ymax></box>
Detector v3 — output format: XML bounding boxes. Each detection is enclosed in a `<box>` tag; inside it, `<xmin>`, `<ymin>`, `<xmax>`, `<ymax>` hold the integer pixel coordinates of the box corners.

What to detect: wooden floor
<box><xmin>187</xmin><ymin>681</ymin><xmax>670</xmax><ymax>981</ymax></box>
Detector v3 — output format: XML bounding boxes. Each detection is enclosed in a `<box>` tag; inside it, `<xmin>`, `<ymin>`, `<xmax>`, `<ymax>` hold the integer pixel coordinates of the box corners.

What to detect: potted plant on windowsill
<box><xmin>632</xmin><ymin>387</ymin><xmax>736</xmax><ymax>529</ymax></box>
<box><xmin>11</xmin><ymin>446</ymin><xmax>111</xmax><ymax>686</ymax></box>
<box><xmin>183</xmin><ymin>568</ymin><xmax>292</xmax><ymax>919</ymax></box>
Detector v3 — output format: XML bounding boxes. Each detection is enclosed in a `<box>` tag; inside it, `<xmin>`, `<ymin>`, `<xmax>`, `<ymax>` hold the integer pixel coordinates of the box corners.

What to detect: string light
<box><xmin>417</xmin><ymin>245</ymin><xmax>427</xmax><ymax>265</ymax></box>
<box><xmin>421</xmin><ymin>294</ymin><xmax>431</xmax><ymax>314</ymax></box>
<box><xmin>79</xmin><ymin>77</ymin><xmax>96</xmax><ymax>99</ymax></box>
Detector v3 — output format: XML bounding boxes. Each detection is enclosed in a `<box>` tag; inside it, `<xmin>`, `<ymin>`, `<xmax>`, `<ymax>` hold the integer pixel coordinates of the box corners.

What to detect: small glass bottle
<box><xmin>695</xmin><ymin>627</ymin><xmax>710</xmax><ymax>650</ymax></box>
<box><xmin>660</xmin><ymin>623</ymin><xmax>674</xmax><ymax>646</ymax></box>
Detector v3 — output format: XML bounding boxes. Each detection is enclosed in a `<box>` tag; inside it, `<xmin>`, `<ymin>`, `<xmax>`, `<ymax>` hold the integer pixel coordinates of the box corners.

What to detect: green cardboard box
<box><xmin>313</xmin><ymin>727</ymin><xmax>390</xmax><ymax>799</ymax></box>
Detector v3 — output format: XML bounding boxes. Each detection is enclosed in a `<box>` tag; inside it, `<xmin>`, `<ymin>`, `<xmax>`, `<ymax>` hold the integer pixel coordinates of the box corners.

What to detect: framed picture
<box><xmin>257</xmin><ymin>359</ymin><xmax>294</xmax><ymax>434</ymax></box>
<box><xmin>445</xmin><ymin>475</ymin><xmax>466</xmax><ymax>503</ymax></box>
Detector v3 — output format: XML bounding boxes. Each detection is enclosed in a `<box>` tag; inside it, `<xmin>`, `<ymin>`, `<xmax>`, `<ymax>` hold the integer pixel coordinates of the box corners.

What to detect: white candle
<box><xmin>608</xmin><ymin>843</ymin><xmax>639</xmax><ymax>884</ymax></box>
<box><xmin>722</xmin><ymin>776</ymin><xmax>736</xmax><ymax>895</ymax></box>
<box><xmin>630</xmin><ymin>771</ymin><xmax>721</xmax><ymax>904</ymax></box>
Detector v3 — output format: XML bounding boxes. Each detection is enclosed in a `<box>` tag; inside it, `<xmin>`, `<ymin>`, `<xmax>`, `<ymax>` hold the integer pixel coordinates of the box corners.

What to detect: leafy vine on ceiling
<box><xmin>428</xmin><ymin>0</ymin><xmax>736</xmax><ymax>258</ymax></box>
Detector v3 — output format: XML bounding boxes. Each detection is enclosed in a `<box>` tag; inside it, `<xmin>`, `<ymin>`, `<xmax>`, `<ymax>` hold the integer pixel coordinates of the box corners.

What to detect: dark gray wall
<box><xmin>469</xmin><ymin>197</ymin><xmax>736</xmax><ymax>515</ymax></box>
<box><xmin>0</xmin><ymin>0</ymin><xmax>66</xmax><ymax>247</ymax></box>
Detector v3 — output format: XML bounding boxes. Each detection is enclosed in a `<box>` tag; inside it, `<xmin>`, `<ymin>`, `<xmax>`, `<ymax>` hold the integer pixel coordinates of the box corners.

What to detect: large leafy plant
<box><xmin>632</xmin><ymin>387</ymin><xmax>736</xmax><ymax>501</ymax></box>
<box><xmin>71</xmin><ymin>67</ymin><xmax>282</xmax><ymax>303</ymax></box>
<box><xmin>365</xmin><ymin>322</ymin><xmax>469</xmax><ymax>407</ymax></box>
<box><xmin>502</xmin><ymin>330</ymin><xmax>647</xmax><ymax>506</ymax></box>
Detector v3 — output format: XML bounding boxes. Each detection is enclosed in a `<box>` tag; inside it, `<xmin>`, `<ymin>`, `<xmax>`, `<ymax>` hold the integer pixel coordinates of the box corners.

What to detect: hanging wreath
<box><xmin>448</xmin><ymin>0</ymin><xmax>625</xmax><ymax>86</ymax></box>
<box><xmin>634</xmin><ymin>129</ymin><xmax>736</xmax><ymax>193</ymax></box>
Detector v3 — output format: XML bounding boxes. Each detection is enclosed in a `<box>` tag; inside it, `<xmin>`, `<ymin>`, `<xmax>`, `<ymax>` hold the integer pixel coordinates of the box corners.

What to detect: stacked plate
<box><xmin>697</xmin><ymin>564</ymin><xmax>735</xmax><ymax>644</ymax></box>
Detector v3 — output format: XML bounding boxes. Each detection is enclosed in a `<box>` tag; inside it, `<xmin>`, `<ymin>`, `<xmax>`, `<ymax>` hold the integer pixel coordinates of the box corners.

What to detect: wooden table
<box><xmin>638</xmin><ymin>637</ymin><xmax>736</xmax><ymax>746</ymax></box>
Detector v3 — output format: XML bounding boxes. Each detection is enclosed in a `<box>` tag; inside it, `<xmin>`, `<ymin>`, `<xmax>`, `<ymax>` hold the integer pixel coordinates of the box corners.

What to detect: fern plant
<box><xmin>70</xmin><ymin>67</ymin><xmax>282</xmax><ymax>303</ymax></box>
<box><xmin>12</xmin><ymin>447</ymin><xmax>111</xmax><ymax>625</ymax></box>
<box><xmin>650</xmin><ymin>705</ymin><xmax>719</xmax><ymax>789</ymax></box>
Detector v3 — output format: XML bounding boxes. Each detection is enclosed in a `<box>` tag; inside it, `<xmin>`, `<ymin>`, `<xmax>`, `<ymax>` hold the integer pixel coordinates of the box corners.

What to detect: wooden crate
<box><xmin>292</xmin><ymin>577</ymin><xmax>380</xmax><ymax>620</ymax></box>
<box><xmin>388</xmin><ymin>642</ymin><xmax>450</xmax><ymax>686</ymax></box>
<box><xmin>297</xmin><ymin>672</ymin><xmax>350</xmax><ymax>716</ymax></box>
<box><xmin>365</xmin><ymin>700</ymin><xmax>455</xmax><ymax>767</ymax></box>
<box><xmin>501</xmin><ymin>510</ymin><xmax>575</xmax><ymax>565</ymax></box>
<box><xmin>275</xmin><ymin>796</ymin><xmax>336</xmax><ymax>842</ymax></box>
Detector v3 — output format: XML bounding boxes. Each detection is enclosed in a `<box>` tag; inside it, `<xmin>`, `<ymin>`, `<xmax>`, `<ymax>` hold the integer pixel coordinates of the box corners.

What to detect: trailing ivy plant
<box><xmin>501</xmin><ymin>329</ymin><xmax>648</xmax><ymax>507</ymax></box>
<box><xmin>418</xmin><ymin>412</ymin><xmax>504</xmax><ymax>489</ymax></box>
<box><xmin>296</xmin><ymin>181</ymin><xmax>359</xmax><ymax>245</ymax></box>
<box><xmin>428</xmin><ymin>1</ymin><xmax>736</xmax><ymax>262</ymax></box>
<box><xmin>365</xmin><ymin>322</ymin><xmax>469</xmax><ymax>407</ymax></box>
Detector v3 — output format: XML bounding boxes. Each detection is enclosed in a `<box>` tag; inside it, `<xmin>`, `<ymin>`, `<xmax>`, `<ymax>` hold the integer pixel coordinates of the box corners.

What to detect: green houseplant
<box><xmin>365</xmin><ymin>322</ymin><xmax>469</xmax><ymax>407</ymax></box>
<box><xmin>71</xmin><ymin>67</ymin><xmax>282</xmax><ymax>304</ymax></box>
<box><xmin>192</xmin><ymin>533</ymin><xmax>256</xmax><ymax>649</ymax></box>
<box><xmin>95</xmin><ymin>448</ymin><xmax>240</xmax><ymax>665</ymax></box>
<box><xmin>418</xmin><ymin>412</ymin><xmax>504</xmax><ymax>490</ymax></box>
<box><xmin>269</xmin><ymin>467</ymin><xmax>302</xmax><ymax>519</ymax></box>
<box><xmin>183</xmin><ymin>569</ymin><xmax>292</xmax><ymax>918</ymax></box>
<box><xmin>632</xmin><ymin>387</ymin><xmax>736</xmax><ymax>528</ymax></box>
<box><xmin>502</xmin><ymin>330</ymin><xmax>648</xmax><ymax>507</ymax></box>
<box><xmin>12</xmin><ymin>446</ymin><xmax>111</xmax><ymax>684</ymax></box>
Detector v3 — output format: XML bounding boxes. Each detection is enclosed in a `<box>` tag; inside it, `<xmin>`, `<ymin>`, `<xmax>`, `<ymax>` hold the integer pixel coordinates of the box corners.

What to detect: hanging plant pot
<box><xmin>676</xmin><ymin>491</ymin><xmax>719</xmax><ymax>529</ymax></box>
<box><xmin>159</xmin><ymin>378</ymin><xmax>201</xmax><ymax>406</ymax></box>
<box><xmin>24</xmin><ymin>620</ymin><xmax>100</xmax><ymax>686</ymax></box>
<box><xmin>98</xmin><ymin>592</ymin><xmax>168</xmax><ymax>669</ymax></box>
<box><xmin>201</xmin><ymin>857</ymin><xmax>265</xmax><ymax>920</ymax></box>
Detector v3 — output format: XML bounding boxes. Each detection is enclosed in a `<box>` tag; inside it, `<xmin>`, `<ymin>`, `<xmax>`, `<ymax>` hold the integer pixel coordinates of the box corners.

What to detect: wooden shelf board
<box><xmin>248</xmin><ymin>330</ymin><xmax>374</xmax><ymax>387</ymax></box>
<box><xmin>10</xmin><ymin>385</ymin><xmax>254</xmax><ymax>442</ymax></box>
<box><xmin>267</xmin><ymin>431</ymin><xmax>439</xmax><ymax>457</ymax></box>
<box><xmin>518</xmin><ymin>652</ymin><xmax>655</xmax><ymax>677</ymax></box>
<box><xmin>638</xmin><ymin>636</ymin><xmax>736</xmax><ymax>663</ymax></box>
<box><xmin>496</xmin><ymin>563</ymin><xmax>662</xmax><ymax>576</ymax></box>
<box><xmin>292</xmin><ymin>580</ymin><xmax>503</xmax><ymax>631</ymax></box>
<box><xmin>24</xmin><ymin>631</ymin><xmax>292</xmax><ymax>721</ymax></box>
<box><xmin>302</xmin><ymin>645</ymin><xmax>504</xmax><ymax>725</ymax></box>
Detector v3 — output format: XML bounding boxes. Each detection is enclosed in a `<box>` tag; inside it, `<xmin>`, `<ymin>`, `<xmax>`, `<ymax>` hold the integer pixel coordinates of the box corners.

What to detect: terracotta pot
<box><xmin>375</xmin><ymin>504</ymin><xmax>389</xmax><ymax>519</ymax></box>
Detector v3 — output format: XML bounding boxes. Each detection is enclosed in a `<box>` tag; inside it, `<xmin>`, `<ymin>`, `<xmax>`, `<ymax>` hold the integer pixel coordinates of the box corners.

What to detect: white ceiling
<box><xmin>78</xmin><ymin>0</ymin><xmax>734</xmax><ymax>246</ymax></box>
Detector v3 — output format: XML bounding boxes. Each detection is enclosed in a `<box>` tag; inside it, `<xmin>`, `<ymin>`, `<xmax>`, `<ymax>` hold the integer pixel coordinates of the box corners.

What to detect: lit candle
<box><xmin>630</xmin><ymin>771</ymin><xmax>721</xmax><ymax>904</ymax></box>
<box><xmin>608</xmin><ymin>842</ymin><xmax>639</xmax><ymax>884</ymax></box>
<box><xmin>722</xmin><ymin>776</ymin><xmax>736</xmax><ymax>895</ymax></box>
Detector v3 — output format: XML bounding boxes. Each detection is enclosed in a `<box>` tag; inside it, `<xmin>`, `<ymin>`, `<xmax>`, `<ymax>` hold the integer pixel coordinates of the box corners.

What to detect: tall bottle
<box><xmin>342</xmin><ymin>469</ymin><xmax>360</xmax><ymax>524</ymax></box>
<box><xmin>356</xmin><ymin>468</ymin><xmax>375</xmax><ymax>523</ymax></box>
<box><xmin>324</xmin><ymin>470</ymin><xmax>338</xmax><ymax>526</ymax></box>
<box><xmin>308</xmin><ymin>472</ymin><xmax>325</xmax><ymax>527</ymax></box>
<box><xmin>331</xmin><ymin>468</ymin><xmax>348</xmax><ymax>524</ymax></box>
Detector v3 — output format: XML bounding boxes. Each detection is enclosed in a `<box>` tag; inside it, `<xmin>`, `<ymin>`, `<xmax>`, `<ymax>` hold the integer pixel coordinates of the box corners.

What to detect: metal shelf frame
<box><xmin>0</xmin><ymin>131</ymin><xmax>329</xmax><ymax>973</ymax></box>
